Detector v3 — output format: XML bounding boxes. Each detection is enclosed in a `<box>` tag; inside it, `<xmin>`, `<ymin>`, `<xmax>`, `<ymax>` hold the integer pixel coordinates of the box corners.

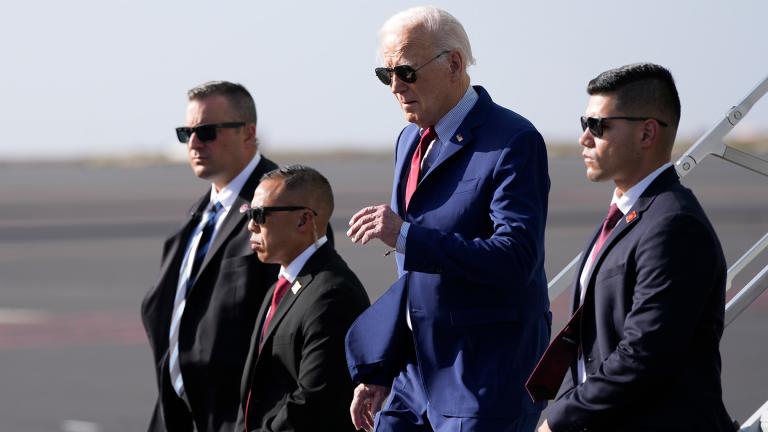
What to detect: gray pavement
<box><xmin>0</xmin><ymin>154</ymin><xmax>766</xmax><ymax>431</ymax></box>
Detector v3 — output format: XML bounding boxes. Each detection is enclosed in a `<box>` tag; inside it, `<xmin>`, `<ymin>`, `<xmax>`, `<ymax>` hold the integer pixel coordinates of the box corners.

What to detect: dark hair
<box><xmin>587</xmin><ymin>63</ymin><xmax>680</xmax><ymax>127</ymax></box>
<box><xmin>262</xmin><ymin>165</ymin><xmax>334</xmax><ymax>215</ymax></box>
<box><xmin>187</xmin><ymin>81</ymin><xmax>257</xmax><ymax>124</ymax></box>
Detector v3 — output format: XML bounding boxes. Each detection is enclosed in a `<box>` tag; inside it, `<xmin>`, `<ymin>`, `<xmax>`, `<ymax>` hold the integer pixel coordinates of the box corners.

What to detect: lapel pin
<box><xmin>291</xmin><ymin>281</ymin><xmax>302</xmax><ymax>294</ymax></box>
<box><xmin>626</xmin><ymin>210</ymin><xmax>638</xmax><ymax>223</ymax></box>
<box><xmin>455</xmin><ymin>133</ymin><xmax>463</xmax><ymax>142</ymax></box>
<box><xmin>239</xmin><ymin>203</ymin><xmax>250</xmax><ymax>213</ymax></box>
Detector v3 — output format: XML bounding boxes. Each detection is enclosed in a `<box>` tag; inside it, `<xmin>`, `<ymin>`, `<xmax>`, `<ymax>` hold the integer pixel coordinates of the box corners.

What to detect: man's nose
<box><xmin>579</xmin><ymin>128</ymin><xmax>594</xmax><ymax>148</ymax></box>
<box><xmin>390</xmin><ymin>74</ymin><xmax>408</xmax><ymax>94</ymax></box>
<box><xmin>188</xmin><ymin>131</ymin><xmax>207</xmax><ymax>149</ymax></box>
<box><xmin>248</xmin><ymin>219</ymin><xmax>260</xmax><ymax>233</ymax></box>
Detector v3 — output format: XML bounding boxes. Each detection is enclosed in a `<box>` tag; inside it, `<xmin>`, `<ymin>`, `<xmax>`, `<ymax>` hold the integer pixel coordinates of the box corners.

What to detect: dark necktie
<box><xmin>187</xmin><ymin>201</ymin><xmax>224</xmax><ymax>288</ymax></box>
<box><xmin>244</xmin><ymin>276</ymin><xmax>292</xmax><ymax>431</ymax></box>
<box><xmin>404</xmin><ymin>126</ymin><xmax>436</xmax><ymax>210</ymax></box>
<box><xmin>168</xmin><ymin>201</ymin><xmax>223</xmax><ymax>399</ymax></box>
<box><xmin>525</xmin><ymin>203</ymin><xmax>624</xmax><ymax>401</ymax></box>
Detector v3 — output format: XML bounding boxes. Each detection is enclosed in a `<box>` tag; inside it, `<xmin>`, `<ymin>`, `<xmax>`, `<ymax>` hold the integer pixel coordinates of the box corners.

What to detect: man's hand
<box><xmin>347</xmin><ymin>205</ymin><xmax>403</xmax><ymax>248</ymax></box>
<box><xmin>350</xmin><ymin>383</ymin><xmax>390</xmax><ymax>432</ymax></box>
<box><xmin>538</xmin><ymin>419</ymin><xmax>552</xmax><ymax>432</ymax></box>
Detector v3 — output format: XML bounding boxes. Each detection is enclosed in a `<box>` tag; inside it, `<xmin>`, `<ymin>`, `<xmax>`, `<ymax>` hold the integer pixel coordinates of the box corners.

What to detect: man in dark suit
<box><xmin>345</xmin><ymin>6</ymin><xmax>550</xmax><ymax>432</ymax></box>
<box><xmin>141</xmin><ymin>81</ymin><xmax>279</xmax><ymax>431</ymax></box>
<box><xmin>236</xmin><ymin>165</ymin><xmax>370</xmax><ymax>431</ymax></box>
<box><xmin>535</xmin><ymin>64</ymin><xmax>735</xmax><ymax>431</ymax></box>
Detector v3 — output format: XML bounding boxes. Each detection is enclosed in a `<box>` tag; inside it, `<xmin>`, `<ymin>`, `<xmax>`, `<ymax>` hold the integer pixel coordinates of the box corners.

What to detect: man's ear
<box><xmin>639</xmin><ymin>119</ymin><xmax>658</xmax><ymax>150</ymax></box>
<box><xmin>297</xmin><ymin>211</ymin><xmax>309</xmax><ymax>227</ymax></box>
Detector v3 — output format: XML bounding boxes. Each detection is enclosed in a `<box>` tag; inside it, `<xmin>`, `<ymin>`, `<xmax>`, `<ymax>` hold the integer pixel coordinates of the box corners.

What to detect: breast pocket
<box><xmin>453</xmin><ymin>177</ymin><xmax>479</xmax><ymax>196</ymax></box>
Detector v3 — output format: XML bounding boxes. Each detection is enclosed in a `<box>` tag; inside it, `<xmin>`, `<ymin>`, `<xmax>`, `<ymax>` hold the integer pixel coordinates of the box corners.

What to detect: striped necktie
<box><xmin>168</xmin><ymin>200</ymin><xmax>223</xmax><ymax>400</ymax></box>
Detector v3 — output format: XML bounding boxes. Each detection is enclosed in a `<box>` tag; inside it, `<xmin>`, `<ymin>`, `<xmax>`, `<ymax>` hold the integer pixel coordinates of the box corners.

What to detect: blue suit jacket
<box><xmin>547</xmin><ymin>168</ymin><xmax>734</xmax><ymax>432</ymax></box>
<box><xmin>346</xmin><ymin>86</ymin><xmax>551</xmax><ymax>419</ymax></box>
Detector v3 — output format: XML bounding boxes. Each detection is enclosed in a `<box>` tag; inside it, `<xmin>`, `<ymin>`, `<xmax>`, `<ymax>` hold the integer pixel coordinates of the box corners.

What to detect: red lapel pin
<box><xmin>626</xmin><ymin>210</ymin><xmax>638</xmax><ymax>223</ymax></box>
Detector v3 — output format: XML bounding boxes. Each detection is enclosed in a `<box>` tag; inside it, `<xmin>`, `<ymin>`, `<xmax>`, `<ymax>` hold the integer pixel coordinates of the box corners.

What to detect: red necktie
<box><xmin>245</xmin><ymin>276</ymin><xmax>292</xmax><ymax>431</ymax></box>
<box><xmin>589</xmin><ymin>203</ymin><xmax>623</xmax><ymax>263</ymax></box>
<box><xmin>259</xmin><ymin>276</ymin><xmax>291</xmax><ymax>350</ymax></box>
<box><xmin>404</xmin><ymin>127</ymin><xmax>436</xmax><ymax>210</ymax></box>
<box><xmin>525</xmin><ymin>204</ymin><xmax>624</xmax><ymax>401</ymax></box>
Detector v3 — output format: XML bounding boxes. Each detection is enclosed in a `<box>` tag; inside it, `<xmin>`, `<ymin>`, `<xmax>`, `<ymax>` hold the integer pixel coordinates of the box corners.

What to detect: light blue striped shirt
<box><xmin>396</xmin><ymin>85</ymin><xmax>479</xmax><ymax>254</ymax></box>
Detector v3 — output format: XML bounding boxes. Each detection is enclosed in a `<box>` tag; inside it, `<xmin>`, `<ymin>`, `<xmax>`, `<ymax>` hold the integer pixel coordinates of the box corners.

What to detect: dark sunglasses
<box><xmin>580</xmin><ymin>116</ymin><xmax>668</xmax><ymax>138</ymax></box>
<box><xmin>176</xmin><ymin>122</ymin><xmax>245</xmax><ymax>143</ymax></box>
<box><xmin>375</xmin><ymin>50</ymin><xmax>450</xmax><ymax>86</ymax></box>
<box><xmin>240</xmin><ymin>205</ymin><xmax>317</xmax><ymax>225</ymax></box>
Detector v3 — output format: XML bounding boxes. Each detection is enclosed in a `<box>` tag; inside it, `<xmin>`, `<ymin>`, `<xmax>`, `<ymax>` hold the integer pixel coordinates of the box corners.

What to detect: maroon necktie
<box><xmin>525</xmin><ymin>204</ymin><xmax>624</xmax><ymax>401</ymax></box>
<box><xmin>259</xmin><ymin>276</ymin><xmax>291</xmax><ymax>350</ymax></box>
<box><xmin>404</xmin><ymin>127</ymin><xmax>436</xmax><ymax>210</ymax></box>
<box><xmin>245</xmin><ymin>276</ymin><xmax>292</xmax><ymax>431</ymax></box>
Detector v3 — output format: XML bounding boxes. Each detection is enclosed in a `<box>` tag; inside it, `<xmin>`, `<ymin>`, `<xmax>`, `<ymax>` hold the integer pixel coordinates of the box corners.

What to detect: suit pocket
<box><xmin>596</xmin><ymin>263</ymin><xmax>625</xmax><ymax>282</ymax></box>
<box><xmin>450</xmin><ymin>307</ymin><xmax>519</xmax><ymax>326</ymax></box>
<box><xmin>453</xmin><ymin>177</ymin><xmax>479</xmax><ymax>195</ymax></box>
<box><xmin>272</xmin><ymin>333</ymin><xmax>294</xmax><ymax>346</ymax></box>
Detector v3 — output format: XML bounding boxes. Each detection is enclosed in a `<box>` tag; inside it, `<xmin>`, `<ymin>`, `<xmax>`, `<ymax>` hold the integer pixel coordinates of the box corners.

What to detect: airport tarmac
<box><xmin>1</xmin><ymin>154</ymin><xmax>766</xmax><ymax>431</ymax></box>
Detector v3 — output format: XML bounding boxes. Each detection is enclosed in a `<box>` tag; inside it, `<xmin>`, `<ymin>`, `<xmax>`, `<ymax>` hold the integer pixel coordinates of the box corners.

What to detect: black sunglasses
<box><xmin>176</xmin><ymin>122</ymin><xmax>245</xmax><ymax>143</ymax></box>
<box><xmin>240</xmin><ymin>205</ymin><xmax>317</xmax><ymax>225</ymax></box>
<box><xmin>375</xmin><ymin>50</ymin><xmax>451</xmax><ymax>86</ymax></box>
<box><xmin>580</xmin><ymin>116</ymin><xmax>668</xmax><ymax>138</ymax></box>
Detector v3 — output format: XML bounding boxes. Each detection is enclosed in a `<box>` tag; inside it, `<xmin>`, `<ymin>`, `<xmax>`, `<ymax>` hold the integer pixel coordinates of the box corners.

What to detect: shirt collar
<box><xmin>279</xmin><ymin>235</ymin><xmax>328</xmax><ymax>284</ymax></box>
<box><xmin>611</xmin><ymin>162</ymin><xmax>673</xmax><ymax>214</ymax></box>
<box><xmin>208</xmin><ymin>151</ymin><xmax>262</xmax><ymax>211</ymax></box>
<box><xmin>425</xmin><ymin>85</ymin><xmax>478</xmax><ymax>143</ymax></box>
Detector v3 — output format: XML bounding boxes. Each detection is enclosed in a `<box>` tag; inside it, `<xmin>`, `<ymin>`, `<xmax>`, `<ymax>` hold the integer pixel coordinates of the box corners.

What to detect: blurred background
<box><xmin>1</xmin><ymin>1</ymin><xmax>767</xmax><ymax>430</ymax></box>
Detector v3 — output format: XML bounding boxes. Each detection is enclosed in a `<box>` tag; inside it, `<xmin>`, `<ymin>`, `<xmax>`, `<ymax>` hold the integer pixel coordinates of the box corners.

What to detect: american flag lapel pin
<box><xmin>626</xmin><ymin>210</ymin><xmax>638</xmax><ymax>223</ymax></box>
<box><xmin>456</xmin><ymin>133</ymin><xmax>463</xmax><ymax>142</ymax></box>
<box><xmin>291</xmin><ymin>281</ymin><xmax>302</xmax><ymax>294</ymax></box>
<box><xmin>239</xmin><ymin>203</ymin><xmax>250</xmax><ymax>213</ymax></box>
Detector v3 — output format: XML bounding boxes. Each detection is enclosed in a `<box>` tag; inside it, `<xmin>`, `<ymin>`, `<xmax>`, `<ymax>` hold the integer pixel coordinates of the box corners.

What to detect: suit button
<box><xmin>585</xmin><ymin>356</ymin><xmax>592</xmax><ymax>363</ymax></box>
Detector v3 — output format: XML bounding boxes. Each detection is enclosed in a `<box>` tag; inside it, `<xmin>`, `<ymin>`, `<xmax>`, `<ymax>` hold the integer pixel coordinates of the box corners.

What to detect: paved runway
<box><xmin>1</xmin><ymin>154</ymin><xmax>766</xmax><ymax>431</ymax></box>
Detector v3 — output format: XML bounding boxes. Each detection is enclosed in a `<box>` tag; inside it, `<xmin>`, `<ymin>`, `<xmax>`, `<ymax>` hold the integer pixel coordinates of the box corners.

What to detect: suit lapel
<box><xmin>393</xmin><ymin>127</ymin><xmax>421</xmax><ymax>216</ymax></box>
<box><xmin>193</xmin><ymin>158</ymin><xmax>273</xmax><ymax>287</ymax></box>
<box><xmin>256</xmin><ymin>244</ymin><xmax>333</xmax><ymax>363</ymax></box>
<box><xmin>582</xmin><ymin>167</ymin><xmax>679</xmax><ymax>292</ymax></box>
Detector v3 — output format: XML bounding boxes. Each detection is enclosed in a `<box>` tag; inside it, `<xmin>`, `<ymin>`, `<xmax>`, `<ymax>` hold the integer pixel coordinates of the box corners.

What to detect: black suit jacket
<box><xmin>141</xmin><ymin>157</ymin><xmax>280</xmax><ymax>432</ymax></box>
<box><xmin>547</xmin><ymin>167</ymin><xmax>734</xmax><ymax>432</ymax></box>
<box><xmin>237</xmin><ymin>242</ymin><xmax>370</xmax><ymax>432</ymax></box>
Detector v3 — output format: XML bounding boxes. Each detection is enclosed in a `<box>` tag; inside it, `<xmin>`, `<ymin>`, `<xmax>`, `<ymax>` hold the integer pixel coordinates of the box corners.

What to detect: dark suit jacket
<box><xmin>141</xmin><ymin>157</ymin><xmax>280</xmax><ymax>432</ymax></box>
<box><xmin>547</xmin><ymin>167</ymin><xmax>735</xmax><ymax>432</ymax></box>
<box><xmin>237</xmin><ymin>242</ymin><xmax>370</xmax><ymax>432</ymax></box>
<box><xmin>346</xmin><ymin>86</ymin><xmax>551</xmax><ymax>421</ymax></box>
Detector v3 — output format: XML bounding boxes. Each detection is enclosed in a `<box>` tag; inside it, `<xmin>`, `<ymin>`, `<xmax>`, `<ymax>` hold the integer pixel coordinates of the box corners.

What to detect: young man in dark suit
<box><xmin>141</xmin><ymin>81</ymin><xmax>279</xmax><ymax>431</ymax></box>
<box><xmin>237</xmin><ymin>165</ymin><xmax>370</xmax><ymax>432</ymax></box>
<box><xmin>535</xmin><ymin>64</ymin><xmax>735</xmax><ymax>431</ymax></box>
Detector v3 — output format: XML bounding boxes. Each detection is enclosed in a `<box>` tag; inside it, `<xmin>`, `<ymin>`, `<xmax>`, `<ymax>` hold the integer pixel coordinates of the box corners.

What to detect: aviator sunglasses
<box><xmin>176</xmin><ymin>122</ymin><xmax>245</xmax><ymax>143</ymax></box>
<box><xmin>580</xmin><ymin>116</ymin><xmax>668</xmax><ymax>138</ymax></box>
<box><xmin>375</xmin><ymin>50</ymin><xmax>450</xmax><ymax>86</ymax></box>
<box><xmin>240</xmin><ymin>205</ymin><xmax>317</xmax><ymax>225</ymax></box>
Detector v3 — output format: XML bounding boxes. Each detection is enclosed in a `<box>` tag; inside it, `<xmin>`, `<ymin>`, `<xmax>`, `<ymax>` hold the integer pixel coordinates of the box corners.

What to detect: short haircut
<box><xmin>379</xmin><ymin>6</ymin><xmax>475</xmax><ymax>68</ymax></box>
<box><xmin>187</xmin><ymin>81</ymin><xmax>257</xmax><ymax>124</ymax></box>
<box><xmin>587</xmin><ymin>63</ymin><xmax>681</xmax><ymax>128</ymax></box>
<box><xmin>261</xmin><ymin>165</ymin><xmax>334</xmax><ymax>217</ymax></box>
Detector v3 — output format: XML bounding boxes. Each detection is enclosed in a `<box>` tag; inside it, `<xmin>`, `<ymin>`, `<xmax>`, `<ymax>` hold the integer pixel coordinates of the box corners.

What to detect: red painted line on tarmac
<box><xmin>0</xmin><ymin>310</ymin><xmax>146</xmax><ymax>350</ymax></box>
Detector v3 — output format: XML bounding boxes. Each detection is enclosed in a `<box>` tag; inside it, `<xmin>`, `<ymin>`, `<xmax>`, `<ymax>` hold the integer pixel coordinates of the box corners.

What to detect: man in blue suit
<box><xmin>345</xmin><ymin>6</ymin><xmax>550</xmax><ymax>432</ymax></box>
<box><xmin>534</xmin><ymin>64</ymin><xmax>735</xmax><ymax>431</ymax></box>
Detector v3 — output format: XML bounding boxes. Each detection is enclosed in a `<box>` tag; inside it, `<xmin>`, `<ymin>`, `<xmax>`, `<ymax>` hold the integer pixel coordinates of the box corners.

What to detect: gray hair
<box><xmin>379</xmin><ymin>6</ymin><xmax>475</xmax><ymax>68</ymax></box>
<box><xmin>187</xmin><ymin>81</ymin><xmax>257</xmax><ymax>124</ymax></box>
